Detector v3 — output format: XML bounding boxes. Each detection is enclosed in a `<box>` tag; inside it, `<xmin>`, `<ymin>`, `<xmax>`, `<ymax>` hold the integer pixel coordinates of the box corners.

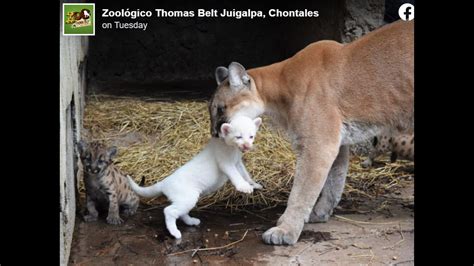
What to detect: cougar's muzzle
<box><xmin>209</xmin><ymin>101</ymin><xmax>228</xmax><ymax>137</ymax></box>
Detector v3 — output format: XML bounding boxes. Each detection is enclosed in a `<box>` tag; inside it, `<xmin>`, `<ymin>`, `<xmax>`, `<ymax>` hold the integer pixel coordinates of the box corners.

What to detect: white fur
<box><xmin>128</xmin><ymin>116</ymin><xmax>263</xmax><ymax>239</ymax></box>
<box><xmin>340</xmin><ymin>121</ymin><xmax>383</xmax><ymax>145</ymax></box>
<box><xmin>231</xmin><ymin>101</ymin><xmax>265</xmax><ymax>122</ymax></box>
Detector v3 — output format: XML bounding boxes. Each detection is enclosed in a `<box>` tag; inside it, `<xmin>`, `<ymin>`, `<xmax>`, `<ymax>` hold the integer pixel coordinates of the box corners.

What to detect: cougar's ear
<box><xmin>228</xmin><ymin>62</ymin><xmax>250</xmax><ymax>89</ymax></box>
<box><xmin>215</xmin><ymin>66</ymin><xmax>228</xmax><ymax>85</ymax></box>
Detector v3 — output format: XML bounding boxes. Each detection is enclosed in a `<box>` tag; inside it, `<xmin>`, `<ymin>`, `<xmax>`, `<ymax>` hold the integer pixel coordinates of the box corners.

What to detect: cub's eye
<box><xmin>236</xmin><ymin>136</ymin><xmax>242</xmax><ymax>139</ymax></box>
<box><xmin>250</xmin><ymin>136</ymin><xmax>254</xmax><ymax>139</ymax></box>
<box><xmin>98</xmin><ymin>159</ymin><xmax>105</xmax><ymax>164</ymax></box>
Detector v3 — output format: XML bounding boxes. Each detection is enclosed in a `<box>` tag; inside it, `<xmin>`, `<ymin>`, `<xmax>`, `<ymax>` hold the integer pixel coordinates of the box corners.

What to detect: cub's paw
<box><xmin>235</xmin><ymin>182</ymin><xmax>254</xmax><ymax>194</ymax></box>
<box><xmin>251</xmin><ymin>182</ymin><xmax>263</xmax><ymax>190</ymax></box>
<box><xmin>169</xmin><ymin>228</ymin><xmax>182</xmax><ymax>239</ymax></box>
<box><xmin>360</xmin><ymin>159</ymin><xmax>372</xmax><ymax>168</ymax></box>
<box><xmin>84</xmin><ymin>214</ymin><xmax>98</xmax><ymax>222</ymax></box>
<box><xmin>186</xmin><ymin>217</ymin><xmax>201</xmax><ymax>226</ymax></box>
<box><xmin>122</xmin><ymin>208</ymin><xmax>137</xmax><ymax>217</ymax></box>
<box><xmin>106</xmin><ymin>215</ymin><xmax>124</xmax><ymax>225</ymax></box>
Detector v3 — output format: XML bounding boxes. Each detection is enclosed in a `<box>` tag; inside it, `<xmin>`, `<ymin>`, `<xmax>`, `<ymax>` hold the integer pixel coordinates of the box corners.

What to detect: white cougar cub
<box><xmin>128</xmin><ymin>115</ymin><xmax>263</xmax><ymax>239</ymax></box>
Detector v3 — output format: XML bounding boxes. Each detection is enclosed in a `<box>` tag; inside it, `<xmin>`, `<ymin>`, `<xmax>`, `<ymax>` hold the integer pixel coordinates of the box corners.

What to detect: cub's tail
<box><xmin>127</xmin><ymin>175</ymin><xmax>163</xmax><ymax>198</ymax></box>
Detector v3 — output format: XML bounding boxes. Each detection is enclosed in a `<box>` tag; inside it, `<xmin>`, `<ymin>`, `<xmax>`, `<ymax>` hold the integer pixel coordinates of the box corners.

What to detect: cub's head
<box><xmin>209</xmin><ymin>62</ymin><xmax>264</xmax><ymax>137</ymax></box>
<box><xmin>220</xmin><ymin>116</ymin><xmax>262</xmax><ymax>153</ymax></box>
<box><xmin>77</xmin><ymin>140</ymin><xmax>117</xmax><ymax>175</ymax></box>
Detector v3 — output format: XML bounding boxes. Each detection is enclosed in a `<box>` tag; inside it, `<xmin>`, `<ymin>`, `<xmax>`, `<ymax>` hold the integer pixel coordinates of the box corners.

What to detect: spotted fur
<box><xmin>77</xmin><ymin>140</ymin><xmax>139</xmax><ymax>225</ymax></box>
<box><xmin>361</xmin><ymin>134</ymin><xmax>414</xmax><ymax>167</ymax></box>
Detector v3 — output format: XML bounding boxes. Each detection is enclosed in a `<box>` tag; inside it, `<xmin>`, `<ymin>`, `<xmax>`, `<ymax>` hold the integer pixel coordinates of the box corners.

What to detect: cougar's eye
<box><xmin>250</xmin><ymin>136</ymin><xmax>254</xmax><ymax>139</ymax></box>
<box><xmin>217</xmin><ymin>105</ymin><xmax>226</xmax><ymax>115</ymax></box>
<box><xmin>236</xmin><ymin>136</ymin><xmax>242</xmax><ymax>139</ymax></box>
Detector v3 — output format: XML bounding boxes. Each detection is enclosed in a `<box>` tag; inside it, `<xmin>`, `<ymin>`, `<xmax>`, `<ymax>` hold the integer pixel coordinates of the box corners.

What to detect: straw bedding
<box><xmin>80</xmin><ymin>95</ymin><xmax>413</xmax><ymax>209</ymax></box>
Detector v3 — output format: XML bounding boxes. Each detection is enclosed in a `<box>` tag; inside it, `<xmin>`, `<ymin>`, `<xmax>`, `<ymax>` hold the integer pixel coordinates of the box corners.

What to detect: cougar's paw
<box><xmin>308</xmin><ymin>211</ymin><xmax>330</xmax><ymax>223</ymax></box>
<box><xmin>262</xmin><ymin>226</ymin><xmax>298</xmax><ymax>245</ymax></box>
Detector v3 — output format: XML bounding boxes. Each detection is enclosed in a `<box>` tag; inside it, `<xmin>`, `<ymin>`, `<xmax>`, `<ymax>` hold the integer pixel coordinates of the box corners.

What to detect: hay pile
<box><xmin>81</xmin><ymin>96</ymin><xmax>413</xmax><ymax>209</ymax></box>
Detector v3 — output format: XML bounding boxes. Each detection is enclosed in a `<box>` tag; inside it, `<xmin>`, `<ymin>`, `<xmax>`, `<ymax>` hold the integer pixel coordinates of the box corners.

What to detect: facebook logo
<box><xmin>399</xmin><ymin>3</ymin><xmax>415</xmax><ymax>21</ymax></box>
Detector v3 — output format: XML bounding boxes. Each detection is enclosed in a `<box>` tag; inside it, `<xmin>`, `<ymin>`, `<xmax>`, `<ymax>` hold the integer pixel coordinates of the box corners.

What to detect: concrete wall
<box><xmin>86</xmin><ymin>0</ymin><xmax>392</xmax><ymax>99</ymax></box>
<box><xmin>59</xmin><ymin>20</ymin><xmax>88</xmax><ymax>265</ymax></box>
<box><xmin>341</xmin><ymin>0</ymin><xmax>385</xmax><ymax>43</ymax></box>
<box><xmin>87</xmin><ymin>0</ymin><xmax>345</xmax><ymax>92</ymax></box>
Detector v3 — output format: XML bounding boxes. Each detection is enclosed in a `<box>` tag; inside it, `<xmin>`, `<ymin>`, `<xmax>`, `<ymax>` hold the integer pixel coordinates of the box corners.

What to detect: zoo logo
<box><xmin>63</xmin><ymin>3</ymin><xmax>95</xmax><ymax>36</ymax></box>
<box><xmin>66</xmin><ymin>9</ymin><xmax>91</xmax><ymax>28</ymax></box>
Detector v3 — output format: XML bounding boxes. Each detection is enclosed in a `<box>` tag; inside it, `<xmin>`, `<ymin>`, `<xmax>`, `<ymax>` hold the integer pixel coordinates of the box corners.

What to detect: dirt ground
<box><xmin>69</xmin><ymin>180</ymin><xmax>413</xmax><ymax>265</ymax></box>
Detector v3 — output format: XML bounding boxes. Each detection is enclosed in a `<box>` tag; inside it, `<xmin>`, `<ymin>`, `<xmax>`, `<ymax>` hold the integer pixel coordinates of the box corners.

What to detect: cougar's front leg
<box><xmin>309</xmin><ymin>145</ymin><xmax>350</xmax><ymax>223</ymax></box>
<box><xmin>262</xmin><ymin>127</ymin><xmax>341</xmax><ymax>245</ymax></box>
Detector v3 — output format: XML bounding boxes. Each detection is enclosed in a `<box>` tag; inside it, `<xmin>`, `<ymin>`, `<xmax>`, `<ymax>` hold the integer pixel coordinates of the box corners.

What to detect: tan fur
<box><xmin>209</xmin><ymin>20</ymin><xmax>414</xmax><ymax>245</ymax></box>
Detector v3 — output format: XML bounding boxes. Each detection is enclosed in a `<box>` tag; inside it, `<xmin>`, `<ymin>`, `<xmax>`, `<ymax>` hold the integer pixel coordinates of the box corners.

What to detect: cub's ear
<box><xmin>107</xmin><ymin>146</ymin><xmax>118</xmax><ymax>160</ymax></box>
<box><xmin>77</xmin><ymin>140</ymin><xmax>87</xmax><ymax>155</ymax></box>
<box><xmin>220</xmin><ymin>123</ymin><xmax>232</xmax><ymax>136</ymax></box>
<box><xmin>253</xmin><ymin>117</ymin><xmax>262</xmax><ymax>129</ymax></box>
<box><xmin>215</xmin><ymin>66</ymin><xmax>228</xmax><ymax>85</ymax></box>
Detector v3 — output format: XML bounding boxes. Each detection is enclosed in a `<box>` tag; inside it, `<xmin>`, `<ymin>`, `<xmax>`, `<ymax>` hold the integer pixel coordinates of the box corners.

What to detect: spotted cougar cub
<box><xmin>128</xmin><ymin>116</ymin><xmax>263</xmax><ymax>239</ymax></box>
<box><xmin>361</xmin><ymin>134</ymin><xmax>414</xmax><ymax>168</ymax></box>
<box><xmin>78</xmin><ymin>141</ymin><xmax>140</xmax><ymax>225</ymax></box>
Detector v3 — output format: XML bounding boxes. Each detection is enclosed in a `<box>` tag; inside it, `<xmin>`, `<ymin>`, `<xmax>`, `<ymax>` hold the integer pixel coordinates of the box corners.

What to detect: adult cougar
<box><xmin>209</xmin><ymin>20</ymin><xmax>414</xmax><ymax>245</ymax></box>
